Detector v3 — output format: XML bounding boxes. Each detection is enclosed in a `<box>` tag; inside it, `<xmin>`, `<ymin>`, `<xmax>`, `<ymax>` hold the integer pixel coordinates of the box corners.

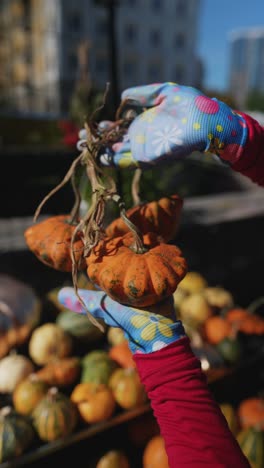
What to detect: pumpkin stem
<box><xmin>131</xmin><ymin>168</ymin><xmax>142</xmax><ymax>206</ymax></box>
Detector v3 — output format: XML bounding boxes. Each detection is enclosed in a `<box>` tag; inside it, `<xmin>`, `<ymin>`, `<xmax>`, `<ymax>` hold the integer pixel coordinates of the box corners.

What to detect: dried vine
<box><xmin>32</xmin><ymin>95</ymin><xmax>145</xmax><ymax>330</ymax></box>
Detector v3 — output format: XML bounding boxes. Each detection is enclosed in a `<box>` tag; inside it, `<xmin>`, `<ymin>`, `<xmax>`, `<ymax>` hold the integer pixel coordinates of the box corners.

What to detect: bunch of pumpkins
<box><xmin>173</xmin><ymin>271</ymin><xmax>264</xmax><ymax>369</ymax></box>
<box><xmin>0</xmin><ymin>283</ymin><xmax>148</xmax><ymax>464</ymax></box>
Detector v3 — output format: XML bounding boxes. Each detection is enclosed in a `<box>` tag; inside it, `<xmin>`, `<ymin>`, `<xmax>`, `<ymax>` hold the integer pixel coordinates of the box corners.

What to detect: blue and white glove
<box><xmin>58</xmin><ymin>288</ymin><xmax>186</xmax><ymax>354</ymax></box>
<box><xmin>78</xmin><ymin>82</ymin><xmax>248</xmax><ymax>169</ymax></box>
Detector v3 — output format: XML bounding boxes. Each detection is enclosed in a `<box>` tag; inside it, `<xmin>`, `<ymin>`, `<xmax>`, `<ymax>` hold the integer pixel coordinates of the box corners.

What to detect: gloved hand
<box><xmin>77</xmin><ymin>82</ymin><xmax>248</xmax><ymax>169</ymax></box>
<box><xmin>58</xmin><ymin>287</ymin><xmax>185</xmax><ymax>354</ymax></box>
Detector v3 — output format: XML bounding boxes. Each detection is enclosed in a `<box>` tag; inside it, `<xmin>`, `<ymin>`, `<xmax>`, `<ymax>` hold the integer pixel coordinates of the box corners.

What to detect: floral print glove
<box><xmin>58</xmin><ymin>288</ymin><xmax>185</xmax><ymax>354</ymax></box>
<box><xmin>78</xmin><ymin>82</ymin><xmax>248</xmax><ymax>169</ymax></box>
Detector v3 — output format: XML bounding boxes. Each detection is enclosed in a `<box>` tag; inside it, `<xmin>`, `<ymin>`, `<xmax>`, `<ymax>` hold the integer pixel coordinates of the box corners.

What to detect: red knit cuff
<box><xmin>231</xmin><ymin>112</ymin><xmax>264</xmax><ymax>186</ymax></box>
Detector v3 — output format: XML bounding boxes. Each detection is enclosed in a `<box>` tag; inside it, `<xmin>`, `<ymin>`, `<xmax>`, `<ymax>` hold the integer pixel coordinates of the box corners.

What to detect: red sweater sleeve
<box><xmin>231</xmin><ymin>113</ymin><xmax>264</xmax><ymax>186</ymax></box>
<box><xmin>134</xmin><ymin>337</ymin><xmax>250</xmax><ymax>468</ymax></box>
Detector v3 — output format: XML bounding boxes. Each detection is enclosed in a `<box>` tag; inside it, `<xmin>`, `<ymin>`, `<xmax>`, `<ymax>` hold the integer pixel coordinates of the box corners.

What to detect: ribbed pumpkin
<box><xmin>0</xmin><ymin>406</ymin><xmax>35</xmax><ymax>463</ymax></box>
<box><xmin>56</xmin><ymin>310</ymin><xmax>104</xmax><ymax>344</ymax></box>
<box><xmin>86</xmin><ymin>232</ymin><xmax>187</xmax><ymax>307</ymax></box>
<box><xmin>105</xmin><ymin>194</ymin><xmax>183</xmax><ymax>242</ymax></box>
<box><xmin>0</xmin><ymin>274</ymin><xmax>41</xmax><ymax>359</ymax></box>
<box><xmin>96</xmin><ymin>450</ymin><xmax>130</xmax><ymax>468</ymax></box>
<box><xmin>237</xmin><ymin>427</ymin><xmax>264</xmax><ymax>468</ymax></box>
<box><xmin>32</xmin><ymin>387</ymin><xmax>78</xmax><ymax>441</ymax></box>
<box><xmin>238</xmin><ymin>397</ymin><xmax>264</xmax><ymax>430</ymax></box>
<box><xmin>71</xmin><ymin>382</ymin><xmax>116</xmax><ymax>424</ymax></box>
<box><xmin>13</xmin><ymin>374</ymin><xmax>48</xmax><ymax>415</ymax></box>
<box><xmin>24</xmin><ymin>215</ymin><xmax>85</xmax><ymax>272</ymax></box>
<box><xmin>81</xmin><ymin>350</ymin><xmax>117</xmax><ymax>385</ymax></box>
<box><xmin>143</xmin><ymin>435</ymin><xmax>169</xmax><ymax>468</ymax></box>
<box><xmin>109</xmin><ymin>368</ymin><xmax>147</xmax><ymax>410</ymax></box>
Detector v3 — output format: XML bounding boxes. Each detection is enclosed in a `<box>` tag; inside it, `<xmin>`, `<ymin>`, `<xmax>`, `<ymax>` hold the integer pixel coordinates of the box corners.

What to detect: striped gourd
<box><xmin>237</xmin><ymin>427</ymin><xmax>264</xmax><ymax>468</ymax></box>
<box><xmin>56</xmin><ymin>310</ymin><xmax>104</xmax><ymax>343</ymax></box>
<box><xmin>0</xmin><ymin>406</ymin><xmax>35</xmax><ymax>463</ymax></box>
<box><xmin>32</xmin><ymin>387</ymin><xmax>78</xmax><ymax>441</ymax></box>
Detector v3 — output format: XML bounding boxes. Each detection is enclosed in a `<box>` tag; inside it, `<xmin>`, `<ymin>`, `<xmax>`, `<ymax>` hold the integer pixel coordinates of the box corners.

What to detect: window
<box><xmin>174</xmin><ymin>33</ymin><xmax>185</xmax><ymax>49</ymax></box>
<box><xmin>95</xmin><ymin>56</ymin><xmax>107</xmax><ymax>74</ymax></box>
<box><xmin>124</xmin><ymin>24</ymin><xmax>137</xmax><ymax>43</ymax></box>
<box><xmin>152</xmin><ymin>0</ymin><xmax>162</xmax><ymax>11</ymax></box>
<box><xmin>174</xmin><ymin>64</ymin><xmax>184</xmax><ymax>83</ymax></box>
<box><xmin>150</xmin><ymin>29</ymin><xmax>161</xmax><ymax>47</ymax></box>
<box><xmin>68</xmin><ymin>12</ymin><xmax>81</xmax><ymax>32</ymax></box>
<box><xmin>68</xmin><ymin>52</ymin><xmax>77</xmax><ymax>69</ymax></box>
<box><xmin>148</xmin><ymin>62</ymin><xmax>162</xmax><ymax>81</ymax></box>
<box><xmin>96</xmin><ymin>19</ymin><xmax>108</xmax><ymax>36</ymax></box>
<box><xmin>123</xmin><ymin>60</ymin><xmax>137</xmax><ymax>78</ymax></box>
<box><xmin>176</xmin><ymin>1</ymin><xmax>187</xmax><ymax>17</ymax></box>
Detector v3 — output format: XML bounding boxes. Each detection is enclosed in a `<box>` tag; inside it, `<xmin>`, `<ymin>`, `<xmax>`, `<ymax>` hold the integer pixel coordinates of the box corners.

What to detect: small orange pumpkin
<box><xmin>35</xmin><ymin>357</ymin><xmax>81</xmax><ymax>387</ymax></box>
<box><xmin>238</xmin><ymin>397</ymin><xmax>264</xmax><ymax>430</ymax></box>
<box><xmin>109</xmin><ymin>368</ymin><xmax>147</xmax><ymax>410</ymax></box>
<box><xmin>202</xmin><ymin>316</ymin><xmax>232</xmax><ymax>345</ymax></box>
<box><xmin>24</xmin><ymin>215</ymin><xmax>85</xmax><ymax>272</ymax></box>
<box><xmin>86</xmin><ymin>232</ymin><xmax>187</xmax><ymax>307</ymax></box>
<box><xmin>71</xmin><ymin>382</ymin><xmax>116</xmax><ymax>424</ymax></box>
<box><xmin>143</xmin><ymin>435</ymin><xmax>169</xmax><ymax>468</ymax></box>
<box><xmin>108</xmin><ymin>341</ymin><xmax>136</xmax><ymax>369</ymax></box>
<box><xmin>105</xmin><ymin>194</ymin><xmax>183</xmax><ymax>242</ymax></box>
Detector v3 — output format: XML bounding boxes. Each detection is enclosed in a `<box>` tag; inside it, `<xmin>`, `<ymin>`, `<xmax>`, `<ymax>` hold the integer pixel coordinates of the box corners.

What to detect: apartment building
<box><xmin>229</xmin><ymin>27</ymin><xmax>264</xmax><ymax>108</ymax></box>
<box><xmin>0</xmin><ymin>0</ymin><xmax>203</xmax><ymax>114</ymax></box>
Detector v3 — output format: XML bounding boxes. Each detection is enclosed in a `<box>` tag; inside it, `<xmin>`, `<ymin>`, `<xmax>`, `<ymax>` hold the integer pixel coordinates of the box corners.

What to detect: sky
<box><xmin>197</xmin><ymin>0</ymin><xmax>264</xmax><ymax>91</ymax></box>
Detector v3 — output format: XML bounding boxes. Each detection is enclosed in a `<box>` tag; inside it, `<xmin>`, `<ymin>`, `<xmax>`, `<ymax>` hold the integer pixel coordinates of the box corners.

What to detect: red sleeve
<box><xmin>134</xmin><ymin>337</ymin><xmax>250</xmax><ymax>468</ymax></box>
<box><xmin>231</xmin><ymin>113</ymin><xmax>264</xmax><ymax>186</ymax></box>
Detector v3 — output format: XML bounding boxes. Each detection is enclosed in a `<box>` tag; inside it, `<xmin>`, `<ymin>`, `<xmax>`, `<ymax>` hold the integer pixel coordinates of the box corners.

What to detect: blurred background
<box><xmin>1</xmin><ymin>0</ymin><xmax>264</xmax><ymax>246</ymax></box>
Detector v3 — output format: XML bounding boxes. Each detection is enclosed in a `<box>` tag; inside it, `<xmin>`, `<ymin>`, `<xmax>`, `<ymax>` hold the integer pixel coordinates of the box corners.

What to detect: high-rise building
<box><xmin>229</xmin><ymin>27</ymin><xmax>264</xmax><ymax>108</ymax></box>
<box><xmin>0</xmin><ymin>0</ymin><xmax>203</xmax><ymax>115</ymax></box>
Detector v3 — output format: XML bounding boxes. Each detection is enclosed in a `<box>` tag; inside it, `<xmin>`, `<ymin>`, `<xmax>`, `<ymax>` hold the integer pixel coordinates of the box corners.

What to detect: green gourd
<box><xmin>216</xmin><ymin>336</ymin><xmax>242</xmax><ymax>365</ymax></box>
<box><xmin>237</xmin><ymin>427</ymin><xmax>264</xmax><ymax>468</ymax></box>
<box><xmin>81</xmin><ymin>350</ymin><xmax>118</xmax><ymax>385</ymax></box>
<box><xmin>56</xmin><ymin>310</ymin><xmax>104</xmax><ymax>343</ymax></box>
<box><xmin>0</xmin><ymin>406</ymin><xmax>35</xmax><ymax>462</ymax></box>
<box><xmin>32</xmin><ymin>387</ymin><xmax>78</xmax><ymax>441</ymax></box>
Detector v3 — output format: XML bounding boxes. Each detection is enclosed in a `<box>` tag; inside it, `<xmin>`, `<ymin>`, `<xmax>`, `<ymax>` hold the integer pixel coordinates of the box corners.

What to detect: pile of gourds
<box><xmin>0</xmin><ymin>300</ymin><xmax>148</xmax><ymax>464</ymax></box>
<box><xmin>172</xmin><ymin>271</ymin><xmax>264</xmax><ymax>370</ymax></box>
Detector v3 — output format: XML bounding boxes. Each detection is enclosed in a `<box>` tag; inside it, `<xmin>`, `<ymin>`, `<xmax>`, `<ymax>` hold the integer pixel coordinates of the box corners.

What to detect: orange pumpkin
<box><xmin>238</xmin><ymin>397</ymin><xmax>264</xmax><ymax>430</ymax></box>
<box><xmin>71</xmin><ymin>382</ymin><xmax>116</xmax><ymax>424</ymax></box>
<box><xmin>226</xmin><ymin>308</ymin><xmax>264</xmax><ymax>335</ymax></box>
<box><xmin>143</xmin><ymin>435</ymin><xmax>169</xmax><ymax>468</ymax></box>
<box><xmin>35</xmin><ymin>357</ymin><xmax>81</xmax><ymax>387</ymax></box>
<box><xmin>24</xmin><ymin>215</ymin><xmax>85</xmax><ymax>272</ymax></box>
<box><xmin>225</xmin><ymin>308</ymin><xmax>249</xmax><ymax>325</ymax></box>
<box><xmin>13</xmin><ymin>374</ymin><xmax>48</xmax><ymax>415</ymax></box>
<box><xmin>108</xmin><ymin>341</ymin><xmax>136</xmax><ymax>369</ymax></box>
<box><xmin>105</xmin><ymin>194</ymin><xmax>183</xmax><ymax>242</ymax></box>
<box><xmin>86</xmin><ymin>232</ymin><xmax>187</xmax><ymax>307</ymax></box>
<box><xmin>109</xmin><ymin>368</ymin><xmax>147</xmax><ymax>410</ymax></box>
<box><xmin>202</xmin><ymin>316</ymin><xmax>232</xmax><ymax>345</ymax></box>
